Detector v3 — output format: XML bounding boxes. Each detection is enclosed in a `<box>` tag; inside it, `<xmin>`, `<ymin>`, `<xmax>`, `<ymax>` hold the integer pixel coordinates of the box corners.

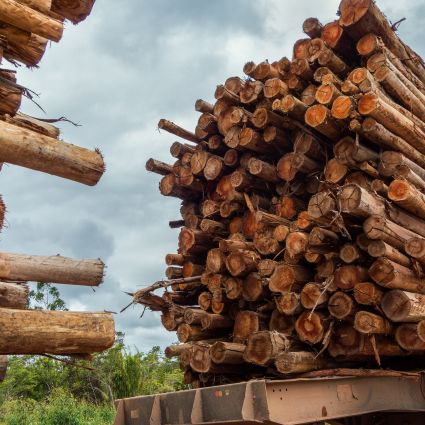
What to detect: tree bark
<box><xmin>368</xmin><ymin>240</ymin><xmax>411</xmax><ymax>268</ymax></box>
<box><xmin>275</xmin><ymin>351</ymin><xmax>328</xmax><ymax>374</ymax></box>
<box><xmin>0</xmin><ymin>0</ymin><xmax>63</xmax><ymax>42</ymax></box>
<box><xmin>210</xmin><ymin>342</ymin><xmax>245</xmax><ymax>364</ymax></box>
<box><xmin>0</xmin><ymin>309</ymin><xmax>114</xmax><ymax>354</ymax></box>
<box><xmin>339</xmin><ymin>184</ymin><xmax>385</xmax><ymax>218</ymax></box>
<box><xmin>0</xmin><ymin>281</ymin><xmax>28</xmax><ymax>309</ymax></box>
<box><xmin>0</xmin><ymin>253</ymin><xmax>104</xmax><ymax>286</ymax></box>
<box><xmin>0</xmin><ymin>120</ymin><xmax>104</xmax><ymax>186</ymax></box>
<box><xmin>382</xmin><ymin>290</ymin><xmax>425</xmax><ymax>322</ymax></box>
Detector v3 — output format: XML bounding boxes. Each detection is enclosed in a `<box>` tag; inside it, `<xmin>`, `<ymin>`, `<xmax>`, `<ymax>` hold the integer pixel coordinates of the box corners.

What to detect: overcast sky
<box><xmin>0</xmin><ymin>0</ymin><xmax>423</xmax><ymax>353</ymax></box>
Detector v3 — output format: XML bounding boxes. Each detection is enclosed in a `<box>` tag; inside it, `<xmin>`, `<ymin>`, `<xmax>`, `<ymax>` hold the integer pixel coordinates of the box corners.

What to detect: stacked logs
<box><xmin>0</xmin><ymin>0</ymin><xmax>115</xmax><ymax>382</ymax></box>
<box><xmin>141</xmin><ymin>0</ymin><xmax>425</xmax><ymax>387</ymax></box>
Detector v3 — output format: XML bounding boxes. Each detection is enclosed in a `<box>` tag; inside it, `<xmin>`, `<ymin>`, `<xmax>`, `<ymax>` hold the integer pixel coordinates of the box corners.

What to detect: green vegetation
<box><xmin>0</xmin><ymin>285</ymin><xmax>186</xmax><ymax>424</ymax></box>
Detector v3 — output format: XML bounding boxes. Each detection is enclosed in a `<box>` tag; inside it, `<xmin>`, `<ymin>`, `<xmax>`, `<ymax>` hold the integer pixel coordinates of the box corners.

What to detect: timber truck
<box><xmin>113</xmin><ymin>375</ymin><xmax>425</xmax><ymax>425</ymax></box>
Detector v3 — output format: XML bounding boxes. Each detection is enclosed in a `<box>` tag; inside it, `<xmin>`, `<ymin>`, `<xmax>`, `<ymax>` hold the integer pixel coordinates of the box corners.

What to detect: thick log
<box><xmin>396</xmin><ymin>324</ymin><xmax>425</xmax><ymax>351</ymax></box>
<box><xmin>0</xmin><ymin>253</ymin><xmax>104</xmax><ymax>286</ymax></box>
<box><xmin>201</xmin><ymin>314</ymin><xmax>233</xmax><ymax>331</ymax></box>
<box><xmin>315</xmin><ymin>83</ymin><xmax>342</xmax><ymax>106</ymax></box>
<box><xmin>51</xmin><ymin>0</ymin><xmax>95</xmax><ymax>24</ymax></box>
<box><xmin>179</xmin><ymin>228</ymin><xmax>214</xmax><ymax>255</ymax></box>
<box><xmin>339</xmin><ymin>0</ymin><xmax>425</xmax><ymax>85</ymax></box>
<box><xmin>0</xmin><ymin>281</ymin><xmax>28</xmax><ymax>309</ymax></box>
<box><xmin>303</xmin><ymin>18</ymin><xmax>323</xmax><ymax>38</ymax></box>
<box><xmin>264</xmin><ymin>78</ymin><xmax>289</xmax><ymax>100</ymax></box>
<box><xmin>340</xmin><ymin>243</ymin><xmax>363</xmax><ymax>264</ymax></box>
<box><xmin>388</xmin><ymin>180</ymin><xmax>425</xmax><ymax>220</ymax></box>
<box><xmin>369</xmin><ymin>258</ymin><xmax>425</xmax><ymax>294</ymax></box>
<box><xmin>328</xmin><ymin>292</ymin><xmax>357</xmax><ymax>320</ymax></box>
<box><xmin>368</xmin><ymin>240</ymin><xmax>410</xmax><ymax>268</ymax></box>
<box><xmin>354</xmin><ymin>311</ymin><xmax>392</xmax><ymax>335</ymax></box>
<box><xmin>295</xmin><ymin>311</ymin><xmax>326</xmax><ymax>344</ymax></box>
<box><xmin>277</xmin><ymin>152</ymin><xmax>322</xmax><ymax>182</ymax></box>
<box><xmin>269</xmin><ymin>310</ymin><xmax>295</xmax><ymax>335</ymax></box>
<box><xmin>286</xmin><ymin>231</ymin><xmax>309</xmax><ymax>256</ymax></box>
<box><xmin>276</xmin><ymin>292</ymin><xmax>302</xmax><ymax>315</ymax></box>
<box><xmin>233</xmin><ymin>311</ymin><xmax>264</xmax><ymax>343</ymax></box>
<box><xmin>334</xmin><ymin>265</ymin><xmax>368</xmax><ymax>290</ymax></box>
<box><xmin>275</xmin><ymin>351</ymin><xmax>328</xmax><ymax>374</ymax></box>
<box><xmin>210</xmin><ymin>342</ymin><xmax>245</xmax><ymax>364</ymax></box>
<box><xmin>308</xmin><ymin>190</ymin><xmax>336</xmax><ymax>219</ymax></box>
<box><xmin>339</xmin><ymin>184</ymin><xmax>384</xmax><ymax>218</ymax></box>
<box><xmin>165</xmin><ymin>343</ymin><xmax>192</xmax><ymax>358</ymax></box>
<box><xmin>305</xmin><ymin>104</ymin><xmax>342</xmax><ymax>141</ymax></box>
<box><xmin>269</xmin><ymin>264</ymin><xmax>312</xmax><ymax>294</ymax></box>
<box><xmin>244</xmin><ymin>331</ymin><xmax>292</xmax><ymax>366</ymax></box>
<box><xmin>321</xmin><ymin>20</ymin><xmax>355</xmax><ymax>56</ymax></box>
<box><xmin>300</xmin><ymin>282</ymin><xmax>328</xmax><ymax>310</ymax></box>
<box><xmin>334</xmin><ymin>136</ymin><xmax>378</xmax><ymax>166</ymax></box>
<box><xmin>331</xmin><ymin>95</ymin><xmax>357</xmax><ymax>120</ymax></box>
<box><xmin>354</xmin><ymin>282</ymin><xmax>384</xmax><ymax>306</ymax></box>
<box><xmin>242</xmin><ymin>272</ymin><xmax>266</xmax><ymax>302</ymax></box>
<box><xmin>0</xmin><ymin>120</ymin><xmax>104</xmax><ymax>185</ymax></box>
<box><xmin>405</xmin><ymin>237</ymin><xmax>425</xmax><ymax>266</ymax></box>
<box><xmin>177</xmin><ymin>324</ymin><xmax>228</xmax><ymax>343</ymax></box>
<box><xmin>382</xmin><ymin>290</ymin><xmax>425</xmax><ymax>322</ymax></box>
<box><xmin>0</xmin><ymin>0</ymin><xmax>63</xmax><ymax>42</ymax></box>
<box><xmin>363</xmin><ymin>215</ymin><xmax>419</xmax><ymax>251</ymax></box>
<box><xmin>0</xmin><ymin>309</ymin><xmax>114</xmax><ymax>354</ymax></box>
<box><xmin>358</xmin><ymin>93</ymin><xmax>425</xmax><ymax>155</ymax></box>
<box><xmin>225</xmin><ymin>250</ymin><xmax>260</xmax><ymax>277</ymax></box>
<box><xmin>248</xmin><ymin>158</ymin><xmax>279</xmax><ymax>183</ymax></box>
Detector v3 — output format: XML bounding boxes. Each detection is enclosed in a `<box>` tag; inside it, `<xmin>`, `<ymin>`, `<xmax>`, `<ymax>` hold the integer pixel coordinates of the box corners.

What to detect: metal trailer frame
<box><xmin>113</xmin><ymin>376</ymin><xmax>425</xmax><ymax>425</ymax></box>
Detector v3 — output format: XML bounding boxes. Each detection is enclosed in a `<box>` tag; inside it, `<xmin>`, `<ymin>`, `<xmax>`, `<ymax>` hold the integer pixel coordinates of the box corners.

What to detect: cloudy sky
<box><xmin>0</xmin><ymin>0</ymin><xmax>423</xmax><ymax>352</ymax></box>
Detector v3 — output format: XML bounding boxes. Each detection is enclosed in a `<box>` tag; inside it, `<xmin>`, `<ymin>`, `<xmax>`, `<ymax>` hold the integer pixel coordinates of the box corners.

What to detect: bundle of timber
<box><xmin>139</xmin><ymin>0</ymin><xmax>425</xmax><ymax>387</ymax></box>
<box><xmin>0</xmin><ymin>0</ymin><xmax>114</xmax><ymax>382</ymax></box>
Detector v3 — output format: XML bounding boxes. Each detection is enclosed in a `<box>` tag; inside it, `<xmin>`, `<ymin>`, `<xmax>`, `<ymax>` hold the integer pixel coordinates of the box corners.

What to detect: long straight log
<box><xmin>369</xmin><ymin>258</ymin><xmax>425</xmax><ymax>294</ymax></box>
<box><xmin>210</xmin><ymin>342</ymin><xmax>245</xmax><ymax>364</ymax></box>
<box><xmin>275</xmin><ymin>351</ymin><xmax>329</xmax><ymax>374</ymax></box>
<box><xmin>0</xmin><ymin>120</ymin><xmax>104</xmax><ymax>185</ymax></box>
<box><xmin>0</xmin><ymin>0</ymin><xmax>63</xmax><ymax>42</ymax></box>
<box><xmin>0</xmin><ymin>309</ymin><xmax>114</xmax><ymax>354</ymax></box>
<box><xmin>382</xmin><ymin>290</ymin><xmax>425</xmax><ymax>322</ymax></box>
<box><xmin>354</xmin><ymin>311</ymin><xmax>392</xmax><ymax>335</ymax></box>
<box><xmin>388</xmin><ymin>180</ymin><xmax>425</xmax><ymax>220</ymax></box>
<box><xmin>0</xmin><ymin>281</ymin><xmax>28</xmax><ymax>309</ymax></box>
<box><xmin>0</xmin><ymin>253</ymin><xmax>104</xmax><ymax>286</ymax></box>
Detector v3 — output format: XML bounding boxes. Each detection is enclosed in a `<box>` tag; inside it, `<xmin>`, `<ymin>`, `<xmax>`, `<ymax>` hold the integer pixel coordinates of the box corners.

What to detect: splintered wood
<box><xmin>0</xmin><ymin>0</ymin><xmax>114</xmax><ymax>374</ymax></box>
<box><xmin>143</xmin><ymin>0</ymin><xmax>425</xmax><ymax>388</ymax></box>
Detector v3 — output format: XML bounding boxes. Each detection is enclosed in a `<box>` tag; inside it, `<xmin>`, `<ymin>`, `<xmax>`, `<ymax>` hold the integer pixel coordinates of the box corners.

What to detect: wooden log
<box><xmin>190</xmin><ymin>342</ymin><xmax>212</xmax><ymax>373</ymax></box>
<box><xmin>321</xmin><ymin>20</ymin><xmax>355</xmax><ymax>57</ymax></box>
<box><xmin>183</xmin><ymin>309</ymin><xmax>207</xmax><ymax>325</ymax></box>
<box><xmin>339</xmin><ymin>184</ymin><xmax>384</xmax><ymax>218</ymax></box>
<box><xmin>225</xmin><ymin>250</ymin><xmax>260</xmax><ymax>277</ymax></box>
<box><xmin>315</xmin><ymin>83</ymin><xmax>342</xmax><ymax>106</ymax></box>
<box><xmin>293</xmin><ymin>38</ymin><xmax>310</xmax><ymax>60</ymax></box>
<box><xmin>354</xmin><ymin>311</ymin><xmax>392</xmax><ymax>335</ymax></box>
<box><xmin>286</xmin><ymin>231</ymin><xmax>309</xmax><ymax>257</ymax></box>
<box><xmin>177</xmin><ymin>324</ymin><xmax>228</xmax><ymax>343</ymax></box>
<box><xmin>300</xmin><ymin>282</ymin><xmax>328</xmax><ymax>310</ymax></box>
<box><xmin>179</xmin><ymin>228</ymin><xmax>214</xmax><ymax>255</ymax></box>
<box><xmin>301</xmin><ymin>84</ymin><xmax>318</xmax><ymax>106</ymax></box>
<box><xmin>0</xmin><ymin>309</ymin><xmax>114</xmax><ymax>354</ymax></box>
<box><xmin>201</xmin><ymin>314</ymin><xmax>233</xmax><ymax>331</ymax></box>
<box><xmin>331</xmin><ymin>95</ymin><xmax>357</xmax><ymax>120</ymax></box>
<box><xmin>275</xmin><ymin>351</ymin><xmax>328</xmax><ymax>374</ymax></box>
<box><xmin>233</xmin><ymin>311</ymin><xmax>264</xmax><ymax>343</ymax></box>
<box><xmin>244</xmin><ymin>331</ymin><xmax>292</xmax><ymax>366</ymax></box>
<box><xmin>295</xmin><ymin>311</ymin><xmax>326</xmax><ymax>344</ymax></box>
<box><xmin>369</xmin><ymin>258</ymin><xmax>425</xmax><ymax>294</ymax></box>
<box><xmin>269</xmin><ymin>264</ymin><xmax>312</xmax><ymax>294</ymax></box>
<box><xmin>276</xmin><ymin>292</ymin><xmax>302</xmax><ymax>315</ymax></box>
<box><xmin>210</xmin><ymin>342</ymin><xmax>245</xmax><ymax>364</ymax></box>
<box><xmin>354</xmin><ymin>282</ymin><xmax>384</xmax><ymax>306</ymax></box>
<box><xmin>388</xmin><ymin>180</ymin><xmax>425</xmax><ymax>220</ymax></box>
<box><xmin>263</xmin><ymin>126</ymin><xmax>292</xmax><ymax>150</ymax></box>
<box><xmin>363</xmin><ymin>215</ymin><xmax>419</xmax><ymax>251</ymax></box>
<box><xmin>242</xmin><ymin>272</ymin><xmax>266</xmax><ymax>302</ymax></box>
<box><xmin>0</xmin><ymin>0</ymin><xmax>62</xmax><ymax>42</ymax></box>
<box><xmin>264</xmin><ymin>78</ymin><xmax>289</xmax><ymax>100</ymax></box>
<box><xmin>358</xmin><ymin>93</ymin><xmax>425</xmax><ymax>156</ymax></box>
<box><xmin>145</xmin><ymin>158</ymin><xmax>173</xmax><ymax>176</ymax></box>
<box><xmin>382</xmin><ymin>290</ymin><xmax>425</xmax><ymax>323</ymax></box>
<box><xmin>247</xmin><ymin>158</ymin><xmax>279</xmax><ymax>183</ymax></box>
<box><xmin>165</xmin><ymin>266</ymin><xmax>183</xmax><ymax>279</ymax></box>
<box><xmin>164</xmin><ymin>343</ymin><xmax>192</xmax><ymax>358</ymax></box>
<box><xmin>405</xmin><ymin>237</ymin><xmax>425</xmax><ymax>266</ymax></box>
<box><xmin>158</xmin><ymin>119</ymin><xmax>200</xmax><ymax>144</ymax></box>
<box><xmin>195</xmin><ymin>99</ymin><xmax>214</xmax><ymax>114</ymax></box>
<box><xmin>303</xmin><ymin>17</ymin><xmax>323</xmax><ymax>38</ymax></box>
<box><xmin>269</xmin><ymin>310</ymin><xmax>295</xmax><ymax>335</ymax></box>
<box><xmin>334</xmin><ymin>265</ymin><xmax>369</xmax><ymax>290</ymax></box>
<box><xmin>368</xmin><ymin>240</ymin><xmax>411</xmax><ymax>268</ymax></box>
<box><xmin>305</xmin><ymin>104</ymin><xmax>342</xmax><ymax>141</ymax></box>
<box><xmin>396</xmin><ymin>324</ymin><xmax>425</xmax><ymax>351</ymax></box>
<box><xmin>0</xmin><ymin>253</ymin><xmax>104</xmax><ymax>286</ymax></box>
<box><xmin>277</xmin><ymin>152</ymin><xmax>322</xmax><ymax>182</ymax></box>
<box><xmin>317</xmin><ymin>47</ymin><xmax>349</xmax><ymax>75</ymax></box>
<box><xmin>223</xmin><ymin>276</ymin><xmax>242</xmax><ymax>300</ymax></box>
<box><xmin>308</xmin><ymin>190</ymin><xmax>336</xmax><ymax>219</ymax></box>
<box><xmin>328</xmin><ymin>292</ymin><xmax>357</xmax><ymax>320</ymax></box>
<box><xmin>334</xmin><ymin>136</ymin><xmax>378</xmax><ymax>166</ymax></box>
<box><xmin>51</xmin><ymin>0</ymin><xmax>95</xmax><ymax>24</ymax></box>
<box><xmin>0</xmin><ymin>281</ymin><xmax>28</xmax><ymax>309</ymax></box>
<box><xmin>0</xmin><ymin>120</ymin><xmax>104</xmax><ymax>185</ymax></box>
<box><xmin>339</xmin><ymin>0</ymin><xmax>425</xmax><ymax>85</ymax></box>
<box><xmin>340</xmin><ymin>243</ymin><xmax>363</xmax><ymax>264</ymax></box>
<box><xmin>341</xmin><ymin>80</ymin><xmax>360</xmax><ymax>95</ymax></box>
<box><xmin>206</xmin><ymin>248</ymin><xmax>226</xmax><ymax>274</ymax></box>
<box><xmin>239</xmin><ymin>80</ymin><xmax>263</xmax><ymax>105</ymax></box>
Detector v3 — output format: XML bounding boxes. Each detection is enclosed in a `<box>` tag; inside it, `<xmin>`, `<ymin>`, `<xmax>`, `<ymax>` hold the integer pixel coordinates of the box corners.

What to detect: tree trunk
<box><xmin>0</xmin><ymin>281</ymin><xmax>28</xmax><ymax>309</ymax></box>
<box><xmin>369</xmin><ymin>258</ymin><xmax>425</xmax><ymax>294</ymax></box>
<box><xmin>381</xmin><ymin>290</ymin><xmax>425</xmax><ymax>322</ymax></box>
<box><xmin>275</xmin><ymin>351</ymin><xmax>328</xmax><ymax>374</ymax></box>
<box><xmin>0</xmin><ymin>120</ymin><xmax>104</xmax><ymax>186</ymax></box>
<box><xmin>210</xmin><ymin>342</ymin><xmax>245</xmax><ymax>364</ymax></box>
<box><xmin>354</xmin><ymin>282</ymin><xmax>384</xmax><ymax>306</ymax></box>
<box><xmin>244</xmin><ymin>331</ymin><xmax>292</xmax><ymax>366</ymax></box>
<box><xmin>0</xmin><ymin>0</ymin><xmax>63</xmax><ymax>42</ymax></box>
<box><xmin>0</xmin><ymin>309</ymin><xmax>114</xmax><ymax>354</ymax></box>
<box><xmin>354</xmin><ymin>311</ymin><xmax>392</xmax><ymax>335</ymax></box>
<box><xmin>0</xmin><ymin>253</ymin><xmax>104</xmax><ymax>286</ymax></box>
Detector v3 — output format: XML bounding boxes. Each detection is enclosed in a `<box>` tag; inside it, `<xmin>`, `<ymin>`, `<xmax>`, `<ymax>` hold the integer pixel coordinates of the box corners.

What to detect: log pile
<box><xmin>0</xmin><ymin>0</ymin><xmax>114</xmax><ymax>381</ymax></box>
<box><xmin>140</xmin><ymin>0</ymin><xmax>425</xmax><ymax>387</ymax></box>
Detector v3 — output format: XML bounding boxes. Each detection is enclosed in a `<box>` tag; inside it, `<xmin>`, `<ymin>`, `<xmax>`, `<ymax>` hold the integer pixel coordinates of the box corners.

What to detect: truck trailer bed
<box><xmin>114</xmin><ymin>375</ymin><xmax>425</xmax><ymax>425</ymax></box>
